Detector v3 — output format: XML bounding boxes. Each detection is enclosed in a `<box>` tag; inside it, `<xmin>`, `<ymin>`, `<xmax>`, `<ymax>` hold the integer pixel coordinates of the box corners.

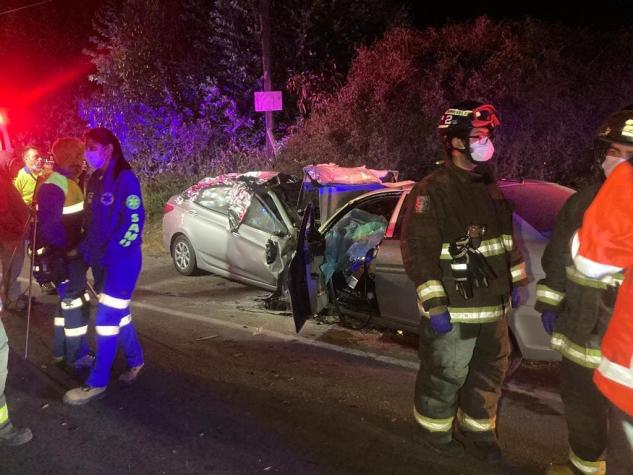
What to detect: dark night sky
<box><xmin>2</xmin><ymin>0</ymin><xmax>633</xmax><ymax>132</ymax></box>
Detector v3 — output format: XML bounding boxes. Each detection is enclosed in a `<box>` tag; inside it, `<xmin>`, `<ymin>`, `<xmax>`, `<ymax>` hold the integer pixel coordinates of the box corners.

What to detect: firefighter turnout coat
<box><xmin>401</xmin><ymin>161</ymin><xmax>526</xmax><ymax>320</ymax></box>
<box><xmin>536</xmin><ymin>182</ymin><xmax>620</xmax><ymax>368</ymax></box>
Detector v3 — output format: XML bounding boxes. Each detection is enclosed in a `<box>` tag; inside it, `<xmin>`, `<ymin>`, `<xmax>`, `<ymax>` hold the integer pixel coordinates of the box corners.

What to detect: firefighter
<box><xmin>34</xmin><ymin>138</ymin><xmax>93</xmax><ymax>368</ymax></box>
<box><xmin>573</xmin><ymin>107</ymin><xmax>633</xmax><ymax>475</ymax></box>
<box><xmin>535</xmin><ymin>118</ymin><xmax>629</xmax><ymax>475</ymax></box>
<box><xmin>63</xmin><ymin>128</ymin><xmax>144</xmax><ymax>405</ymax></box>
<box><xmin>401</xmin><ymin>101</ymin><xmax>527</xmax><ymax>461</ymax></box>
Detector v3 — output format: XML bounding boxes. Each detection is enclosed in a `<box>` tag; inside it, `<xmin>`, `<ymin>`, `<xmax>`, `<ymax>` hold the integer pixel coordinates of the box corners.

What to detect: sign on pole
<box><xmin>254</xmin><ymin>91</ymin><xmax>283</xmax><ymax>112</ymax></box>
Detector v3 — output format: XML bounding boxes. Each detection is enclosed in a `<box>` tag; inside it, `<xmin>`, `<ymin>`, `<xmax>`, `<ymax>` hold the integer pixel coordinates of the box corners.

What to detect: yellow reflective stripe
<box><xmin>62</xmin><ymin>201</ymin><xmax>84</xmax><ymax>214</ymax></box>
<box><xmin>54</xmin><ymin>317</ymin><xmax>65</xmax><ymax>327</ymax></box>
<box><xmin>550</xmin><ymin>333</ymin><xmax>602</xmax><ymax>368</ymax></box>
<box><xmin>457</xmin><ymin>409</ymin><xmax>496</xmax><ymax>432</ymax></box>
<box><xmin>84</xmin><ymin>292</ymin><xmax>90</xmax><ymax>302</ymax></box>
<box><xmin>569</xmin><ymin>448</ymin><xmax>606</xmax><ymax>474</ymax></box>
<box><xmin>536</xmin><ymin>284</ymin><xmax>565</xmax><ymax>306</ymax></box>
<box><xmin>597</xmin><ymin>356</ymin><xmax>633</xmax><ymax>390</ymax></box>
<box><xmin>96</xmin><ymin>326</ymin><xmax>120</xmax><ymax>336</ymax></box>
<box><xmin>440</xmin><ymin>237</ymin><xmax>508</xmax><ymax>260</ymax></box>
<box><xmin>417</xmin><ymin>280</ymin><xmax>446</xmax><ymax>301</ymax></box>
<box><xmin>99</xmin><ymin>293</ymin><xmax>130</xmax><ymax>310</ymax></box>
<box><xmin>566</xmin><ymin>266</ymin><xmax>624</xmax><ymax>290</ymax></box>
<box><xmin>413</xmin><ymin>407</ymin><xmax>453</xmax><ymax>432</ymax></box>
<box><xmin>119</xmin><ymin>314</ymin><xmax>132</xmax><ymax>327</ymax></box>
<box><xmin>0</xmin><ymin>404</ymin><xmax>8</xmax><ymax>425</ymax></box>
<box><xmin>447</xmin><ymin>302</ymin><xmax>508</xmax><ymax>323</ymax></box>
<box><xmin>61</xmin><ymin>297</ymin><xmax>83</xmax><ymax>310</ymax></box>
<box><xmin>64</xmin><ymin>326</ymin><xmax>88</xmax><ymax>337</ymax></box>
<box><xmin>511</xmin><ymin>262</ymin><xmax>527</xmax><ymax>282</ymax></box>
<box><xmin>501</xmin><ymin>234</ymin><xmax>513</xmax><ymax>252</ymax></box>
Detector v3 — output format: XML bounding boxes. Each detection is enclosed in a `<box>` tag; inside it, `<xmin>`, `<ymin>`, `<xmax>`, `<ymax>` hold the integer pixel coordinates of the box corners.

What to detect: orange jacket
<box><xmin>575</xmin><ymin>161</ymin><xmax>633</xmax><ymax>416</ymax></box>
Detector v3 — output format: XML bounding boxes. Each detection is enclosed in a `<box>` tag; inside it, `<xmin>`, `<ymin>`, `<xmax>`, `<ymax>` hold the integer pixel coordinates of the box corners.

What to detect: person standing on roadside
<box><xmin>401</xmin><ymin>101</ymin><xmax>526</xmax><ymax>463</ymax></box>
<box><xmin>0</xmin><ymin>174</ymin><xmax>33</xmax><ymax>446</ymax></box>
<box><xmin>63</xmin><ymin>128</ymin><xmax>145</xmax><ymax>405</ymax></box>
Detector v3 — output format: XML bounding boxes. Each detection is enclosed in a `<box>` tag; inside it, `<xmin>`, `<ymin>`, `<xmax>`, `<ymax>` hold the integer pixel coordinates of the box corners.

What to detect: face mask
<box><xmin>601</xmin><ymin>155</ymin><xmax>627</xmax><ymax>177</ymax></box>
<box><xmin>85</xmin><ymin>150</ymin><xmax>105</xmax><ymax>169</ymax></box>
<box><xmin>470</xmin><ymin>139</ymin><xmax>495</xmax><ymax>162</ymax></box>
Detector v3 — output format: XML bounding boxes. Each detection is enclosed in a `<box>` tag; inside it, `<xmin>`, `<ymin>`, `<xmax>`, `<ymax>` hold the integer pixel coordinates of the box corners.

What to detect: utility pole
<box><xmin>259</xmin><ymin>0</ymin><xmax>274</xmax><ymax>159</ymax></box>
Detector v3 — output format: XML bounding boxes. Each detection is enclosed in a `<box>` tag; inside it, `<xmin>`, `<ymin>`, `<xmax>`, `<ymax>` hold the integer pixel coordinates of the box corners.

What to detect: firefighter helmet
<box><xmin>596</xmin><ymin>105</ymin><xmax>633</xmax><ymax>145</ymax></box>
<box><xmin>437</xmin><ymin>101</ymin><xmax>501</xmax><ymax>139</ymax></box>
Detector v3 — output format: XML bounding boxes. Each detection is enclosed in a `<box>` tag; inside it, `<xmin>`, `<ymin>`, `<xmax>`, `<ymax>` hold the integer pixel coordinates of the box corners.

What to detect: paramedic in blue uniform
<box><xmin>63</xmin><ymin>128</ymin><xmax>145</xmax><ymax>405</ymax></box>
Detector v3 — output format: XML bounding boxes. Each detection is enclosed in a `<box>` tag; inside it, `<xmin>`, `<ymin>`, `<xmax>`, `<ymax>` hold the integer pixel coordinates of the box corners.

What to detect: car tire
<box><xmin>172</xmin><ymin>235</ymin><xmax>197</xmax><ymax>276</ymax></box>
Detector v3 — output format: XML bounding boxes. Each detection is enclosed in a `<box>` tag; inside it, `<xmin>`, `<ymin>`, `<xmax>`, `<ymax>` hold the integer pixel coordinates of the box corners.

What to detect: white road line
<box><xmin>132</xmin><ymin>300</ymin><xmax>421</xmax><ymax>371</ymax></box>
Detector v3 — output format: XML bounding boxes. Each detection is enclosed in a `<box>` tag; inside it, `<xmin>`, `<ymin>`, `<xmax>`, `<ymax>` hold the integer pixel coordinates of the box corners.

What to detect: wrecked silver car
<box><xmin>162</xmin><ymin>171</ymin><xmax>301</xmax><ymax>292</ymax></box>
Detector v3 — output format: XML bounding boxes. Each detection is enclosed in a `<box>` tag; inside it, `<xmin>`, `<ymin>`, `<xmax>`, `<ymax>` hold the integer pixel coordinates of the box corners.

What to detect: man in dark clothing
<box><xmin>0</xmin><ymin>173</ymin><xmax>34</xmax><ymax>446</ymax></box>
<box><xmin>401</xmin><ymin>101</ymin><xmax>526</xmax><ymax>462</ymax></box>
<box><xmin>536</xmin><ymin>124</ymin><xmax>628</xmax><ymax>475</ymax></box>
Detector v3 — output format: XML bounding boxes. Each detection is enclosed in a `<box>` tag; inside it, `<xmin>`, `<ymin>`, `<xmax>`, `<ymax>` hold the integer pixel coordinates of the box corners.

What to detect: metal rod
<box><xmin>24</xmin><ymin>213</ymin><xmax>37</xmax><ymax>360</ymax></box>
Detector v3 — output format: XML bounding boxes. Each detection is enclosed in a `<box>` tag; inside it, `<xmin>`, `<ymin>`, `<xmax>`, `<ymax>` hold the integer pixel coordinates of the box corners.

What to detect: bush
<box><xmin>278</xmin><ymin>18</ymin><xmax>633</xmax><ymax>188</ymax></box>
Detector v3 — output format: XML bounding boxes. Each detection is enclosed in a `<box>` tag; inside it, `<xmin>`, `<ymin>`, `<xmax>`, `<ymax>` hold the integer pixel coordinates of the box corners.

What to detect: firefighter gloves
<box><xmin>540</xmin><ymin>310</ymin><xmax>558</xmax><ymax>335</ymax></box>
<box><xmin>430</xmin><ymin>311</ymin><xmax>453</xmax><ymax>334</ymax></box>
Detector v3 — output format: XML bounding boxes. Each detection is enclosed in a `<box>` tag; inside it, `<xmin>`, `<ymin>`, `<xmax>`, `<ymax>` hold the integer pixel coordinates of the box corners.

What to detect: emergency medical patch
<box><xmin>100</xmin><ymin>192</ymin><xmax>114</xmax><ymax>206</ymax></box>
<box><xmin>126</xmin><ymin>194</ymin><xmax>141</xmax><ymax>210</ymax></box>
<box><xmin>415</xmin><ymin>195</ymin><xmax>429</xmax><ymax>214</ymax></box>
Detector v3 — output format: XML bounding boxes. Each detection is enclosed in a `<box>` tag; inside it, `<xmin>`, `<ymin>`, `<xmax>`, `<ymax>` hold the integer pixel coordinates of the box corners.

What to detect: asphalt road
<box><xmin>1</xmin><ymin>254</ymin><xmax>568</xmax><ymax>474</ymax></box>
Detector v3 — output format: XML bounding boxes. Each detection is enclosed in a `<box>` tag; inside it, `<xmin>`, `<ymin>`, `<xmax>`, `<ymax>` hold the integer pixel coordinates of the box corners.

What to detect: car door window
<box><xmin>195</xmin><ymin>186</ymin><xmax>231</xmax><ymax>215</ymax></box>
<box><xmin>242</xmin><ymin>196</ymin><xmax>286</xmax><ymax>235</ymax></box>
<box><xmin>355</xmin><ymin>195</ymin><xmax>399</xmax><ymax>224</ymax></box>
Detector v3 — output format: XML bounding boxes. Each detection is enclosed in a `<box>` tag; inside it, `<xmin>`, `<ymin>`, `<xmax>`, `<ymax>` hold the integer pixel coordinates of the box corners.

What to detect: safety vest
<box><xmin>44</xmin><ymin>171</ymin><xmax>84</xmax><ymax>250</ymax></box>
<box><xmin>575</xmin><ymin>162</ymin><xmax>633</xmax><ymax>417</ymax></box>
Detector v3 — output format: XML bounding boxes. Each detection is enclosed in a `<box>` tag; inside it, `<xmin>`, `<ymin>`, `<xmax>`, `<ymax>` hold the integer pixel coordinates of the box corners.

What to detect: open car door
<box><xmin>287</xmin><ymin>202</ymin><xmax>328</xmax><ymax>332</ymax></box>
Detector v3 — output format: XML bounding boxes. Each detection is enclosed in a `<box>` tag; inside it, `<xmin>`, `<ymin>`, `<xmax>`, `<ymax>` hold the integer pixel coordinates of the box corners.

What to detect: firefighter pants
<box><xmin>559</xmin><ymin>358</ymin><xmax>608</xmax><ymax>470</ymax></box>
<box><xmin>607</xmin><ymin>402</ymin><xmax>633</xmax><ymax>475</ymax></box>
<box><xmin>0</xmin><ymin>318</ymin><xmax>9</xmax><ymax>430</ymax></box>
<box><xmin>55</xmin><ymin>256</ymin><xmax>90</xmax><ymax>364</ymax></box>
<box><xmin>86</xmin><ymin>248</ymin><xmax>144</xmax><ymax>388</ymax></box>
<box><xmin>414</xmin><ymin>316</ymin><xmax>510</xmax><ymax>441</ymax></box>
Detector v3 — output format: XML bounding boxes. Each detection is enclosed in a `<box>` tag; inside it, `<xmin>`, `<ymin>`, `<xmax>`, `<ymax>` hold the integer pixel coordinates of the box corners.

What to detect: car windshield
<box><xmin>500</xmin><ymin>182</ymin><xmax>573</xmax><ymax>236</ymax></box>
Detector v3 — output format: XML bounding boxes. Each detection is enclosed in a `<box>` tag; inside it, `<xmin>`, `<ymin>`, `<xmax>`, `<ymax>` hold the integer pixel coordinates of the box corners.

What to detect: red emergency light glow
<box><xmin>20</xmin><ymin>57</ymin><xmax>93</xmax><ymax>105</ymax></box>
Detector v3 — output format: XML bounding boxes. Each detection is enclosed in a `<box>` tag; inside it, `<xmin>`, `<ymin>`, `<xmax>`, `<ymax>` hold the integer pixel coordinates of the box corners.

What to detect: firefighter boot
<box><xmin>456</xmin><ymin>428</ymin><xmax>502</xmax><ymax>463</ymax></box>
<box><xmin>545</xmin><ymin>461</ymin><xmax>604</xmax><ymax>475</ymax></box>
<box><xmin>419</xmin><ymin>430</ymin><xmax>465</xmax><ymax>458</ymax></box>
<box><xmin>118</xmin><ymin>364</ymin><xmax>144</xmax><ymax>386</ymax></box>
<box><xmin>63</xmin><ymin>385</ymin><xmax>106</xmax><ymax>405</ymax></box>
<box><xmin>0</xmin><ymin>424</ymin><xmax>33</xmax><ymax>446</ymax></box>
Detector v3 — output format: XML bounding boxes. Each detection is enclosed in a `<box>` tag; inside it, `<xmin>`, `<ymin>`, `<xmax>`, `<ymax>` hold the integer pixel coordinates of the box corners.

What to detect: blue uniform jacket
<box><xmin>81</xmin><ymin>161</ymin><xmax>145</xmax><ymax>268</ymax></box>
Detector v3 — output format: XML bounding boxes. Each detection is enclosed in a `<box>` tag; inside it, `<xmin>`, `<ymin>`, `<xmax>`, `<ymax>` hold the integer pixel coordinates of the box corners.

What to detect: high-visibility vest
<box><xmin>43</xmin><ymin>171</ymin><xmax>84</xmax><ymax>250</ymax></box>
<box><xmin>575</xmin><ymin>161</ymin><xmax>633</xmax><ymax>417</ymax></box>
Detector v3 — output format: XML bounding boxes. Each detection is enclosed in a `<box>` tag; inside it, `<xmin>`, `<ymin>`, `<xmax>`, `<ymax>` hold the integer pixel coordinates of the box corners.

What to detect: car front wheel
<box><xmin>172</xmin><ymin>235</ymin><xmax>197</xmax><ymax>276</ymax></box>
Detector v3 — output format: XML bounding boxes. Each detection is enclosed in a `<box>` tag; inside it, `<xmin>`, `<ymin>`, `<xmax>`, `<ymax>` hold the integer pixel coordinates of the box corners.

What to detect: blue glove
<box><xmin>430</xmin><ymin>311</ymin><xmax>453</xmax><ymax>334</ymax></box>
<box><xmin>511</xmin><ymin>287</ymin><xmax>522</xmax><ymax>308</ymax></box>
<box><xmin>541</xmin><ymin>310</ymin><xmax>558</xmax><ymax>335</ymax></box>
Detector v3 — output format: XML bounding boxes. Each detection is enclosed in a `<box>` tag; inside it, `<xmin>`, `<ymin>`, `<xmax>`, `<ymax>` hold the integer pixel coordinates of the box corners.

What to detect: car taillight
<box><xmin>164</xmin><ymin>202</ymin><xmax>175</xmax><ymax>214</ymax></box>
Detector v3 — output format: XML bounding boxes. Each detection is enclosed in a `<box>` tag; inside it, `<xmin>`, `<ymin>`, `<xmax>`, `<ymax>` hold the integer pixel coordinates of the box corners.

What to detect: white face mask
<box><xmin>85</xmin><ymin>150</ymin><xmax>106</xmax><ymax>169</ymax></box>
<box><xmin>601</xmin><ymin>155</ymin><xmax>627</xmax><ymax>177</ymax></box>
<box><xmin>470</xmin><ymin>139</ymin><xmax>495</xmax><ymax>162</ymax></box>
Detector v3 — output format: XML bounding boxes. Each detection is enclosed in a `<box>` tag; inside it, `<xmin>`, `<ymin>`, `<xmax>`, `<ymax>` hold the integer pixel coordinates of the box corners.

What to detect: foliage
<box><xmin>278</xmin><ymin>18</ymin><xmax>633</xmax><ymax>188</ymax></box>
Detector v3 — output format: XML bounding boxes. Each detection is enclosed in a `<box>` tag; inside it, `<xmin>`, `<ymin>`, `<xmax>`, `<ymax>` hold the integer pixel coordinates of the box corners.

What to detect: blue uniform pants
<box><xmin>55</xmin><ymin>256</ymin><xmax>90</xmax><ymax>364</ymax></box>
<box><xmin>86</xmin><ymin>248</ymin><xmax>144</xmax><ymax>388</ymax></box>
